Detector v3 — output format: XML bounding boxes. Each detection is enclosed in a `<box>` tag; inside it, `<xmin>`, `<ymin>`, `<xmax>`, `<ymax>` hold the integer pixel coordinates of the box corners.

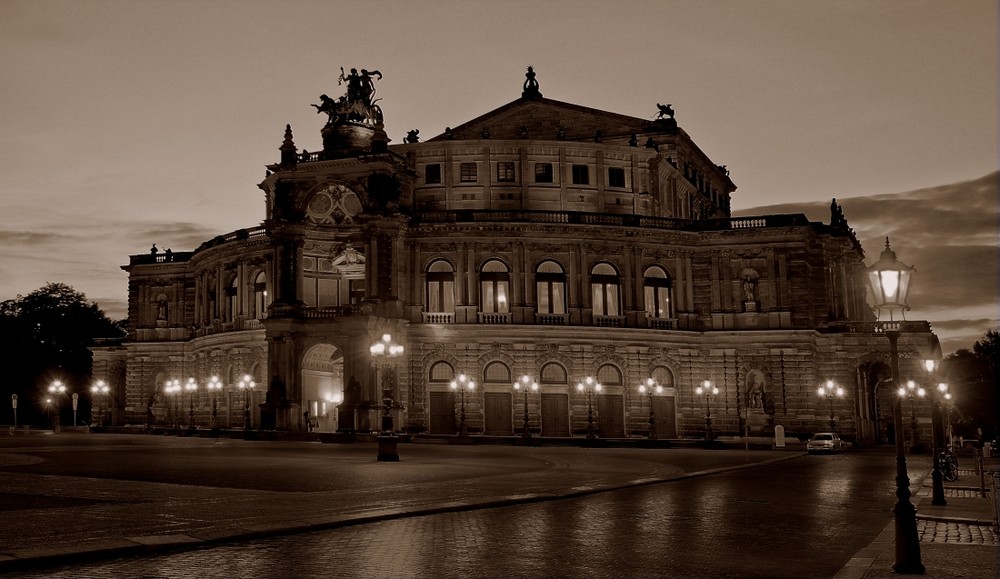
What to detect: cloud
<box><xmin>734</xmin><ymin>172</ymin><xmax>1000</xmax><ymax>353</ymax></box>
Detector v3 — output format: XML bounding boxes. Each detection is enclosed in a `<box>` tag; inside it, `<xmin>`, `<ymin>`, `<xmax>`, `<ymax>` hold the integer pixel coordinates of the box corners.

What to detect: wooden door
<box><xmin>597</xmin><ymin>394</ymin><xmax>624</xmax><ymax>438</ymax></box>
<box><xmin>429</xmin><ymin>391</ymin><xmax>456</xmax><ymax>434</ymax></box>
<box><xmin>484</xmin><ymin>392</ymin><xmax>513</xmax><ymax>435</ymax></box>
<box><xmin>651</xmin><ymin>396</ymin><xmax>677</xmax><ymax>438</ymax></box>
<box><xmin>540</xmin><ymin>393</ymin><xmax>569</xmax><ymax>437</ymax></box>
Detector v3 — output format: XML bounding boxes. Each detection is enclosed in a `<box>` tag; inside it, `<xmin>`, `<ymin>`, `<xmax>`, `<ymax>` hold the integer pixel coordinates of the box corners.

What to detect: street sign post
<box><xmin>72</xmin><ymin>393</ymin><xmax>79</xmax><ymax>427</ymax></box>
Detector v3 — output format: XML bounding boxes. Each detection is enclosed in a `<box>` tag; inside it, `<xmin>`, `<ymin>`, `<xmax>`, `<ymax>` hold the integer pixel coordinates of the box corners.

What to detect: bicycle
<box><xmin>939</xmin><ymin>450</ymin><xmax>959</xmax><ymax>482</ymax></box>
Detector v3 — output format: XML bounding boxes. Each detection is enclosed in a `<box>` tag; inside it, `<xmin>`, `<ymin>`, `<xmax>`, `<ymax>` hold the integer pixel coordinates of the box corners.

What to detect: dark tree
<box><xmin>0</xmin><ymin>283</ymin><xmax>125</xmax><ymax>426</ymax></box>
<box><xmin>941</xmin><ymin>329</ymin><xmax>1000</xmax><ymax>442</ymax></box>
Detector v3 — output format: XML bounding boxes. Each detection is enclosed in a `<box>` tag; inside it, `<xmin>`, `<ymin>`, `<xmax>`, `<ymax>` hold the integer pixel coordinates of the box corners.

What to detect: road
<box><xmin>1</xmin><ymin>435</ymin><xmax>900</xmax><ymax>578</ymax></box>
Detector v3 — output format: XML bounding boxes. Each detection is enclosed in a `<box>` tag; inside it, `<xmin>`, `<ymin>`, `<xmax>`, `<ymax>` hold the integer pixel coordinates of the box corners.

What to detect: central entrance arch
<box><xmin>301</xmin><ymin>343</ymin><xmax>345</xmax><ymax>432</ymax></box>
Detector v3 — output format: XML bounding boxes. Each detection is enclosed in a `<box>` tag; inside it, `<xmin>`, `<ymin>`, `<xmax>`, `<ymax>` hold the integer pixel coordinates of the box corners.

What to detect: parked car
<box><xmin>807</xmin><ymin>432</ymin><xmax>844</xmax><ymax>454</ymax></box>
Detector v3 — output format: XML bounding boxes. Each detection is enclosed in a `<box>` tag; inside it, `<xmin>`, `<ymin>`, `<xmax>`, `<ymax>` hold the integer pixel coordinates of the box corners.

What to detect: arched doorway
<box><xmin>301</xmin><ymin>343</ymin><xmax>345</xmax><ymax>432</ymax></box>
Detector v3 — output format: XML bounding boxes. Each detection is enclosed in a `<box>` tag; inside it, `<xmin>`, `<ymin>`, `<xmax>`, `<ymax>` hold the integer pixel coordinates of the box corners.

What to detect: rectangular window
<box><xmin>572</xmin><ymin>164</ymin><xmax>589</xmax><ymax>185</ymax></box>
<box><xmin>496</xmin><ymin>162</ymin><xmax>515</xmax><ymax>183</ymax></box>
<box><xmin>425</xmin><ymin>163</ymin><xmax>441</xmax><ymax>184</ymax></box>
<box><xmin>608</xmin><ymin>167</ymin><xmax>626</xmax><ymax>188</ymax></box>
<box><xmin>535</xmin><ymin>163</ymin><xmax>553</xmax><ymax>183</ymax></box>
<box><xmin>460</xmin><ymin>162</ymin><xmax>477</xmax><ymax>182</ymax></box>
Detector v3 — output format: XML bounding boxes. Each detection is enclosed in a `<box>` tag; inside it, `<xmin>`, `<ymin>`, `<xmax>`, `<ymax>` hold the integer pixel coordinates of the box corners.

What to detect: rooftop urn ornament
<box><xmin>522</xmin><ymin>65</ymin><xmax>542</xmax><ymax>98</ymax></box>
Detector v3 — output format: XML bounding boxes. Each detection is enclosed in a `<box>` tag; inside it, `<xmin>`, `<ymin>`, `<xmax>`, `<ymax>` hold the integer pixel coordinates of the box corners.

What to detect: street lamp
<box><xmin>575</xmin><ymin>376</ymin><xmax>602</xmax><ymax>439</ymax></box>
<box><xmin>922</xmin><ymin>357</ymin><xmax>947</xmax><ymax>506</ymax></box>
<box><xmin>513</xmin><ymin>375</ymin><xmax>538</xmax><ymax>439</ymax></box>
<box><xmin>206</xmin><ymin>376</ymin><xmax>222</xmax><ymax>431</ymax></box>
<box><xmin>370</xmin><ymin>333</ymin><xmax>404</xmax><ymax>461</ymax></box>
<box><xmin>184</xmin><ymin>377</ymin><xmax>198</xmax><ymax>430</ymax></box>
<box><xmin>638</xmin><ymin>378</ymin><xmax>663</xmax><ymax>439</ymax></box>
<box><xmin>165</xmin><ymin>379</ymin><xmax>181</xmax><ymax>429</ymax></box>
<box><xmin>694</xmin><ymin>379</ymin><xmax>718</xmax><ymax>441</ymax></box>
<box><xmin>238</xmin><ymin>374</ymin><xmax>256</xmax><ymax>430</ymax></box>
<box><xmin>898</xmin><ymin>380</ymin><xmax>925</xmax><ymax>450</ymax></box>
<box><xmin>47</xmin><ymin>380</ymin><xmax>67</xmax><ymax>431</ymax></box>
<box><xmin>817</xmin><ymin>380</ymin><xmax>845</xmax><ymax>432</ymax></box>
<box><xmin>866</xmin><ymin>236</ymin><xmax>923</xmax><ymax>574</ymax></box>
<box><xmin>90</xmin><ymin>380</ymin><xmax>110</xmax><ymax>428</ymax></box>
<box><xmin>450</xmin><ymin>374</ymin><xmax>476</xmax><ymax>437</ymax></box>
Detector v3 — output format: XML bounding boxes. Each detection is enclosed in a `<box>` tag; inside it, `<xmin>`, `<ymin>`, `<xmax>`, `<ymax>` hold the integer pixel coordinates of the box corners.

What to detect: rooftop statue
<box><xmin>656</xmin><ymin>103</ymin><xmax>675</xmax><ymax>119</ymax></box>
<box><xmin>522</xmin><ymin>65</ymin><xmax>542</xmax><ymax>98</ymax></box>
<box><xmin>312</xmin><ymin>67</ymin><xmax>384</xmax><ymax>126</ymax></box>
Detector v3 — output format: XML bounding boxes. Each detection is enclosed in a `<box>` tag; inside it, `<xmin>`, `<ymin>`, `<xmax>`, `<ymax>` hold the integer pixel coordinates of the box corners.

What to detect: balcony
<box><xmin>421</xmin><ymin>312</ymin><xmax>455</xmax><ymax>324</ymax></box>
<box><xmin>477</xmin><ymin>312</ymin><xmax>511</xmax><ymax>324</ymax></box>
<box><xmin>535</xmin><ymin>313</ymin><xmax>568</xmax><ymax>325</ymax></box>
<box><xmin>646</xmin><ymin>317</ymin><xmax>677</xmax><ymax>330</ymax></box>
<box><xmin>594</xmin><ymin>315</ymin><xmax>625</xmax><ymax>327</ymax></box>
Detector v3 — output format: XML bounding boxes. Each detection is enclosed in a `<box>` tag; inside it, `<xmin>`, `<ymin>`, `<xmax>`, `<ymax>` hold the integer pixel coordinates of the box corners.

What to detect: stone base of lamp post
<box><xmin>377</xmin><ymin>434</ymin><xmax>399</xmax><ymax>462</ymax></box>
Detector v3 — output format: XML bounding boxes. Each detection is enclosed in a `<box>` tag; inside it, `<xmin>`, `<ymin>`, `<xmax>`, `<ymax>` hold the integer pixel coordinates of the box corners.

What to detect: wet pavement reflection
<box><xmin>11</xmin><ymin>452</ymin><xmax>897</xmax><ymax>578</ymax></box>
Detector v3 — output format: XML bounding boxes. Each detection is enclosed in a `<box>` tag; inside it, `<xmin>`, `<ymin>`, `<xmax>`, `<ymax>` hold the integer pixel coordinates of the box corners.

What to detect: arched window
<box><xmin>484</xmin><ymin>362</ymin><xmax>511</xmax><ymax>383</ymax></box>
<box><xmin>252</xmin><ymin>271</ymin><xmax>268</xmax><ymax>319</ymax></box>
<box><xmin>426</xmin><ymin>260</ymin><xmax>455</xmax><ymax>313</ymax></box>
<box><xmin>597</xmin><ymin>364</ymin><xmax>622</xmax><ymax>386</ymax></box>
<box><xmin>535</xmin><ymin>260</ymin><xmax>566</xmax><ymax>315</ymax></box>
<box><xmin>651</xmin><ymin>366</ymin><xmax>674</xmax><ymax>389</ymax></box>
<box><xmin>540</xmin><ymin>363</ymin><xmax>567</xmax><ymax>384</ymax></box>
<box><xmin>643</xmin><ymin>266</ymin><xmax>674</xmax><ymax>318</ymax></box>
<box><xmin>429</xmin><ymin>361</ymin><xmax>454</xmax><ymax>382</ymax></box>
<box><xmin>480</xmin><ymin>259</ymin><xmax>510</xmax><ymax>314</ymax></box>
<box><xmin>227</xmin><ymin>277</ymin><xmax>239</xmax><ymax>321</ymax></box>
<box><xmin>591</xmin><ymin>262</ymin><xmax>621</xmax><ymax>316</ymax></box>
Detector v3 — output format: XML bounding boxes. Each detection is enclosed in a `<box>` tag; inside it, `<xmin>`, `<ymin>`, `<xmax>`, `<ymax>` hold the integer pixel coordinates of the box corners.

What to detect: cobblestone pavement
<box><xmin>916</xmin><ymin>519</ymin><xmax>999</xmax><ymax>544</ymax></box>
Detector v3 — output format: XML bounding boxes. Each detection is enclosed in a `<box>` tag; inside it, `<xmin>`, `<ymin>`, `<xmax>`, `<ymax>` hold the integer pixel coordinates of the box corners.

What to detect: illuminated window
<box><xmin>591</xmin><ymin>262</ymin><xmax>621</xmax><ymax>316</ymax></box>
<box><xmin>480</xmin><ymin>259</ymin><xmax>510</xmax><ymax>314</ymax></box>
<box><xmin>426</xmin><ymin>260</ymin><xmax>455</xmax><ymax>313</ymax></box>
<box><xmin>535</xmin><ymin>260</ymin><xmax>566</xmax><ymax>315</ymax></box>
<box><xmin>643</xmin><ymin>266</ymin><xmax>674</xmax><ymax>318</ymax></box>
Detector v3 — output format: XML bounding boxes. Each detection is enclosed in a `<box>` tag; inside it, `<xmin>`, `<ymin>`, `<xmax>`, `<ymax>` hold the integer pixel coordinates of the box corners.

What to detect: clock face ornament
<box><xmin>307</xmin><ymin>184</ymin><xmax>362</xmax><ymax>224</ymax></box>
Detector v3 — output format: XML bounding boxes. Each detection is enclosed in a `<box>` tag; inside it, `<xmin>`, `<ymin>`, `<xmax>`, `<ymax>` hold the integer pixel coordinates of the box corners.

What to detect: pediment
<box><xmin>428</xmin><ymin>97</ymin><xmax>673</xmax><ymax>143</ymax></box>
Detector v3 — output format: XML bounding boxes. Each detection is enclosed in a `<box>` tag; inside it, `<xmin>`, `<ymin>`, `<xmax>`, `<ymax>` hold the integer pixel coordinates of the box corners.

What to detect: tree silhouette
<box><xmin>0</xmin><ymin>283</ymin><xmax>125</xmax><ymax>426</ymax></box>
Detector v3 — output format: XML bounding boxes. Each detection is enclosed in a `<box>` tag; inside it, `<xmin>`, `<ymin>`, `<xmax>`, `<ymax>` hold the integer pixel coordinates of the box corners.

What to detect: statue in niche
<box><xmin>156</xmin><ymin>299</ymin><xmax>168</xmax><ymax>321</ymax></box>
<box><xmin>746</xmin><ymin>370</ymin><xmax>765</xmax><ymax>410</ymax></box>
<box><xmin>742</xmin><ymin>275</ymin><xmax>757</xmax><ymax>302</ymax></box>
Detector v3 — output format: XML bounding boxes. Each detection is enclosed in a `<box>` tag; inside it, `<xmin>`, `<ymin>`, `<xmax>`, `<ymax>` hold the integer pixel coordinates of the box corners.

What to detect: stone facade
<box><xmin>92</xmin><ymin>70</ymin><xmax>940</xmax><ymax>444</ymax></box>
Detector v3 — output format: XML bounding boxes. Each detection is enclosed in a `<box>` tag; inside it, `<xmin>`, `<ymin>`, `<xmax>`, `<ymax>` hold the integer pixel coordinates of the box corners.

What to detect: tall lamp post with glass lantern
<box><xmin>866</xmin><ymin>237</ymin><xmax>923</xmax><ymax>574</ymax></box>
<box><xmin>184</xmin><ymin>378</ymin><xmax>198</xmax><ymax>431</ymax></box>
<box><xmin>900</xmin><ymin>380</ymin><xmax>925</xmax><ymax>450</ymax></box>
<box><xmin>165</xmin><ymin>379</ymin><xmax>181</xmax><ymax>430</ymax></box>
<box><xmin>90</xmin><ymin>380</ymin><xmax>110</xmax><ymax>428</ymax></box>
<box><xmin>370</xmin><ymin>333</ymin><xmax>404</xmax><ymax>461</ymax></box>
<box><xmin>576</xmin><ymin>377</ymin><xmax>602</xmax><ymax>439</ymax></box>
<box><xmin>817</xmin><ymin>380</ymin><xmax>844</xmax><ymax>432</ymax></box>
<box><xmin>206</xmin><ymin>376</ymin><xmax>222</xmax><ymax>432</ymax></box>
<box><xmin>513</xmin><ymin>375</ymin><xmax>538</xmax><ymax>439</ymax></box>
<box><xmin>238</xmin><ymin>375</ymin><xmax>256</xmax><ymax>430</ymax></box>
<box><xmin>924</xmin><ymin>361</ymin><xmax>948</xmax><ymax>506</ymax></box>
<box><xmin>695</xmin><ymin>379</ymin><xmax>718</xmax><ymax>441</ymax></box>
<box><xmin>638</xmin><ymin>378</ymin><xmax>663</xmax><ymax>440</ymax></box>
<box><xmin>450</xmin><ymin>374</ymin><xmax>476</xmax><ymax>437</ymax></box>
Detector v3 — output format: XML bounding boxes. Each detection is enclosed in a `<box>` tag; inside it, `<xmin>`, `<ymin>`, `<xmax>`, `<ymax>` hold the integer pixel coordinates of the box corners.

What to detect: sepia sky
<box><xmin>0</xmin><ymin>0</ymin><xmax>996</xmax><ymax>354</ymax></box>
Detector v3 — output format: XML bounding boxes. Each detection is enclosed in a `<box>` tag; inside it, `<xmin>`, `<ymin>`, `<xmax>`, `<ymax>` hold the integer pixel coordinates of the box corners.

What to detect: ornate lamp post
<box><xmin>899</xmin><ymin>380</ymin><xmax>926</xmax><ymax>450</ymax></box>
<box><xmin>90</xmin><ymin>380</ymin><xmax>109</xmax><ymax>428</ymax></box>
<box><xmin>184</xmin><ymin>377</ymin><xmax>198</xmax><ymax>430</ymax></box>
<box><xmin>694</xmin><ymin>379</ymin><xmax>718</xmax><ymax>441</ymax></box>
<box><xmin>165</xmin><ymin>379</ymin><xmax>181</xmax><ymax>429</ymax></box>
<box><xmin>513</xmin><ymin>375</ymin><xmax>538</xmax><ymax>439</ymax></box>
<box><xmin>575</xmin><ymin>376</ymin><xmax>602</xmax><ymax>439</ymax></box>
<box><xmin>47</xmin><ymin>381</ymin><xmax>67</xmax><ymax>431</ymax></box>
<box><xmin>923</xmin><ymin>358</ymin><xmax>947</xmax><ymax>506</ymax></box>
<box><xmin>206</xmin><ymin>376</ymin><xmax>222</xmax><ymax>431</ymax></box>
<box><xmin>370</xmin><ymin>333</ymin><xmax>404</xmax><ymax>461</ymax></box>
<box><xmin>817</xmin><ymin>380</ymin><xmax>845</xmax><ymax>432</ymax></box>
<box><xmin>638</xmin><ymin>378</ymin><xmax>663</xmax><ymax>439</ymax></box>
<box><xmin>866</xmin><ymin>236</ymin><xmax>923</xmax><ymax>574</ymax></box>
<box><xmin>238</xmin><ymin>375</ymin><xmax>256</xmax><ymax>430</ymax></box>
<box><xmin>450</xmin><ymin>374</ymin><xmax>476</xmax><ymax>437</ymax></box>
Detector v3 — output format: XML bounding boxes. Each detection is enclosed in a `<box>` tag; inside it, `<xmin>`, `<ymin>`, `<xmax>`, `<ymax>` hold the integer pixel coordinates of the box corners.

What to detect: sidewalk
<box><xmin>837</xmin><ymin>457</ymin><xmax>1000</xmax><ymax>579</ymax></box>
